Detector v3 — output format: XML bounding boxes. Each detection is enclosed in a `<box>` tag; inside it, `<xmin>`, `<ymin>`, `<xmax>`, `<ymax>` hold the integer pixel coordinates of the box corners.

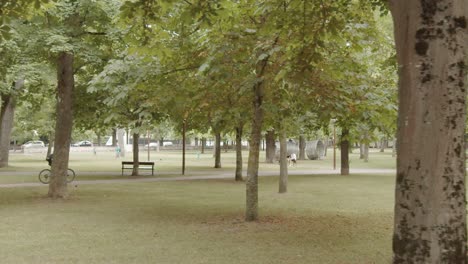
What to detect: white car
<box><xmin>22</xmin><ymin>141</ymin><xmax>45</xmax><ymax>148</ymax></box>
<box><xmin>72</xmin><ymin>140</ymin><xmax>93</xmax><ymax>147</ymax></box>
<box><xmin>144</xmin><ymin>142</ymin><xmax>159</xmax><ymax>149</ymax></box>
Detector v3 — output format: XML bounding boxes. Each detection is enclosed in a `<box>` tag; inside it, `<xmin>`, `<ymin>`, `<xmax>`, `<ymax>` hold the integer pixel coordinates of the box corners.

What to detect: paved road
<box><xmin>0</xmin><ymin>168</ymin><xmax>396</xmax><ymax>188</ymax></box>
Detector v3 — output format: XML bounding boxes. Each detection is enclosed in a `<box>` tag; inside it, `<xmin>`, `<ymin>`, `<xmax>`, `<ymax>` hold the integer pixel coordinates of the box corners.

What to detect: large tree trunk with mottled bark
<box><xmin>390</xmin><ymin>1</ymin><xmax>467</xmax><ymax>263</ymax></box>
<box><xmin>131</xmin><ymin>133</ymin><xmax>139</xmax><ymax>176</ymax></box>
<box><xmin>235</xmin><ymin>125</ymin><xmax>243</xmax><ymax>181</ymax></box>
<box><xmin>0</xmin><ymin>80</ymin><xmax>23</xmax><ymax>168</ymax></box>
<box><xmin>340</xmin><ymin>127</ymin><xmax>349</xmax><ymax>175</ymax></box>
<box><xmin>265</xmin><ymin>130</ymin><xmax>276</xmax><ymax>163</ymax></box>
<box><xmin>214</xmin><ymin>132</ymin><xmax>221</xmax><ymax>168</ymax></box>
<box><xmin>48</xmin><ymin>52</ymin><xmax>74</xmax><ymax>199</ymax></box>
<box><xmin>278</xmin><ymin>130</ymin><xmax>288</xmax><ymax>193</ymax></box>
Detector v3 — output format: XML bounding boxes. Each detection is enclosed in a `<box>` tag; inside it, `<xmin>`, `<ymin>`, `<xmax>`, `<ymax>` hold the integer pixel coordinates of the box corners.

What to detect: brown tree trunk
<box><xmin>390</xmin><ymin>1</ymin><xmax>467</xmax><ymax>263</ymax></box>
<box><xmin>278</xmin><ymin>130</ymin><xmax>288</xmax><ymax>193</ymax></box>
<box><xmin>246</xmin><ymin>37</ymin><xmax>277</xmax><ymax>222</ymax></box>
<box><xmin>182</xmin><ymin>120</ymin><xmax>186</xmax><ymax>175</ymax></box>
<box><xmin>48</xmin><ymin>52</ymin><xmax>74</xmax><ymax>199</ymax></box>
<box><xmin>359</xmin><ymin>144</ymin><xmax>364</xmax><ymax>159</ymax></box>
<box><xmin>340</xmin><ymin>127</ymin><xmax>349</xmax><ymax>175</ymax></box>
<box><xmin>265</xmin><ymin>130</ymin><xmax>276</xmax><ymax>163</ymax></box>
<box><xmin>131</xmin><ymin>132</ymin><xmax>139</xmax><ymax>176</ymax></box>
<box><xmin>201</xmin><ymin>137</ymin><xmax>206</xmax><ymax>154</ymax></box>
<box><xmin>0</xmin><ymin>80</ymin><xmax>22</xmax><ymax>167</ymax></box>
<box><xmin>235</xmin><ymin>125</ymin><xmax>243</xmax><ymax>181</ymax></box>
<box><xmin>298</xmin><ymin>135</ymin><xmax>306</xmax><ymax>160</ymax></box>
<box><xmin>112</xmin><ymin>128</ymin><xmax>117</xmax><ymax>146</ymax></box>
<box><xmin>214</xmin><ymin>132</ymin><xmax>221</xmax><ymax>168</ymax></box>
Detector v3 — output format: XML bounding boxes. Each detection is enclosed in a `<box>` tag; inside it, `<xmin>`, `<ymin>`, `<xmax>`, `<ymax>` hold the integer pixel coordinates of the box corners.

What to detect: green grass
<box><xmin>0</xmin><ymin>174</ymin><xmax>395</xmax><ymax>264</ymax></box>
<box><xmin>0</xmin><ymin>148</ymin><xmax>396</xmax><ymax>184</ymax></box>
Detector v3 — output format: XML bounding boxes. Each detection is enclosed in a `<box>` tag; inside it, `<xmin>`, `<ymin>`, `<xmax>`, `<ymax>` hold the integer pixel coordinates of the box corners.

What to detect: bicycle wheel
<box><xmin>66</xmin><ymin>168</ymin><xmax>76</xmax><ymax>183</ymax></box>
<box><xmin>38</xmin><ymin>169</ymin><xmax>52</xmax><ymax>184</ymax></box>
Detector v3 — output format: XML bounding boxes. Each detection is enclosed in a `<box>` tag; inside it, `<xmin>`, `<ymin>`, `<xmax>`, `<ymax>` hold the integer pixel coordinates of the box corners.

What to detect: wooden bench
<box><xmin>121</xmin><ymin>161</ymin><xmax>155</xmax><ymax>176</ymax></box>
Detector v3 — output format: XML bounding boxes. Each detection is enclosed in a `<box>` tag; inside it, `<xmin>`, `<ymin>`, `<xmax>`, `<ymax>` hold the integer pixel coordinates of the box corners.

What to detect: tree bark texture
<box><xmin>235</xmin><ymin>126</ymin><xmax>243</xmax><ymax>181</ymax></box>
<box><xmin>278</xmin><ymin>130</ymin><xmax>288</xmax><ymax>193</ymax></box>
<box><xmin>389</xmin><ymin>1</ymin><xmax>467</xmax><ymax>263</ymax></box>
<box><xmin>131</xmin><ymin>133</ymin><xmax>139</xmax><ymax>176</ymax></box>
<box><xmin>48</xmin><ymin>52</ymin><xmax>74</xmax><ymax>198</ymax></box>
<box><xmin>214</xmin><ymin>132</ymin><xmax>221</xmax><ymax>168</ymax></box>
<box><xmin>298</xmin><ymin>135</ymin><xmax>306</xmax><ymax>160</ymax></box>
<box><xmin>265</xmin><ymin>130</ymin><xmax>276</xmax><ymax>163</ymax></box>
<box><xmin>340</xmin><ymin>127</ymin><xmax>349</xmax><ymax>175</ymax></box>
<box><xmin>0</xmin><ymin>80</ymin><xmax>22</xmax><ymax>167</ymax></box>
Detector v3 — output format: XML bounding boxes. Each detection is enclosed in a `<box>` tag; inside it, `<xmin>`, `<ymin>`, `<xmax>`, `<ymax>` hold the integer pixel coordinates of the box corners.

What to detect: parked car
<box><xmin>22</xmin><ymin>141</ymin><xmax>45</xmax><ymax>148</ymax></box>
<box><xmin>72</xmin><ymin>140</ymin><xmax>93</xmax><ymax>147</ymax></box>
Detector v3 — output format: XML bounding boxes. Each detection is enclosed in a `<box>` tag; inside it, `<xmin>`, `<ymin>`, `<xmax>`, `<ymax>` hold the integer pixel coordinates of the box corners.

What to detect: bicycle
<box><xmin>38</xmin><ymin>154</ymin><xmax>76</xmax><ymax>184</ymax></box>
<box><xmin>38</xmin><ymin>168</ymin><xmax>76</xmax><ymax>184</ymax></box>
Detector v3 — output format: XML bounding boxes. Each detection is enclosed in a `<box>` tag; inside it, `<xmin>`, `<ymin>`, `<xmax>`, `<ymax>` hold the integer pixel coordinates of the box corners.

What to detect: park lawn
<box><xmin>0</xmin><ymin>174</ymin><xmax>394</xmax><ymax>264</ymax></box>
<box><xmin>0</xmin><ymin>148</ymin><xmax>397</xmax><ymax>184</ymax></box>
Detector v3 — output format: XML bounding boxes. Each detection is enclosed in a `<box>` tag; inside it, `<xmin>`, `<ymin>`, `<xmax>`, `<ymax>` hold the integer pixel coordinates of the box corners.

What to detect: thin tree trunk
<box><xmin>392</xmin><ymin>138</ymin><xmax>396</xmax><ymax>158</ymax></box>
<box><xmin>235</xmin><ymin>125</ymin><xmax>243</xmax><ymax>181</ymax></box>
<box><xmin>97</xmin><ymin>133</ymin><xmax>101</xmax><ymax>146</ymax></box>
<box><xmin>48</xmin><ymin>52</ymin><xmax>74</xmax><ymax>198</ymax></box>
<box><xmin>182</xmin><ymin>120</ymin><xmax>186</xmax><ymax>175</ymax></box>
<box><xmin>201</xmin><ymin>137</ymin><xmax>206</xmax><ymax>154</ymax></box>
<box><xmin>298</xmin><ymin>135</ymin><xmax>306</xmax><ymax>160</ymax></box>
<box><xmin>112</xmin><ymin>128</ymin><xmax>117</xmax><ymax>146</ymax></box>
<box><xmin>380</xmin><ymin>137</ymin><xmax>386</xmax><ymax>152</ymax></box>
<box><xmin>265</xmin><ymin>130</ymin><xmax>276</xmax><ymax>163</ymax></box>
<box><xmin>390</xmin><ymin>1</ymin><xmax>467</xmax><ymax>263</ymax></box>
<box><xmin>359</xmin><ymin>144</ymin><xmax>364</xmax><ymax>159</ymax></box>
<box><xmin>246</xmin><ymin>37</ymin><xmax>277</xmax><ymax>222</ymax></box>
<box><xmin>0</xmin><ymin>80</ymin><xmax>22</xmax><ymax>167</ymax></box>
<box><xmin>340</xmin><ymin>127</ymin><xmax>349</xmax><ymax>175</ymax></box>
<box><xmin>278</xmin><ymin>130</ymin><xmax>288</xmax><ymax>193</ymax></box>
<box><xmin>131</xmin><ymin>133</ymin><xmax>139</xmax><ymax>176</ymax></box>
<box><xmin>364</xmin><ymin>143</ymin><xmax>369</xmax><ymax>163</ymax></box>
<box><xmin>214</xmin><ymin>132</ymin><xmax>221</xmax><ymax>168</ymax></box>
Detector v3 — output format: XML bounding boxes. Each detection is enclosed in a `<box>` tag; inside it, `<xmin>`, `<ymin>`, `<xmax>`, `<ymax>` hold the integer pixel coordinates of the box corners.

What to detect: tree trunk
<box><xmin>265</xmin><ymin>130</ymin><xmax>276</xmax><ymax>163</ymax></box>
<box><xmin>390</xmin><ymin>1</ymin><xmax>467</xmax><ymax>263</ymax></box>
<box><xmin>380</xmin><ymin>137</ymin><xmax>386</xmax><ymax>152</ymax></box>
<box><xmin>182</xmin><ymin>120</ymin><xmax>186</xmax><ymax>175</ymax></box>
<box><xmin>359</xmin><ymin>144</ymin><xmax>364</xmax><ymax>159</ymax></box>
<box><xmin>0</xmin><ymin>80</ymin><xmax>22</xmax><ymax>168</ymax></box>
<box><xmin>131</xmin><ymin>133</ymin><xmax>139</xmax><ymax>176</ymax></box>
<box><xmin>48</xmin><ymin>52</ymin><xmax>74</xmax><ymax>199</ymax></box>
<box><xmin>112</xmin><ymin>128</ymin><xmax>117</xmax><ymax>146</ymax></box>
<box><xmin>278</xmin><ymin>130</ymin><xmax>288</xmax><ymax>193</ymax></box>
<box><xmin>298</xmin><ymin>135</ymin><xmax>306</xmax><ymax>160</ymax></box>
<box><xmin>214</xmin><ymin>132</ymin><xmax>221</xmax><ymax>168</ymax></box>
<box><xmin>392</xmin><ymin>138</ymin><xmax>397</xmax><ymax>158</ymax></box>
<box><xmin>201</xmin><ymin>137</ymin><xmax>206</xmax><ymax>154</ymax></box>
<box><xmin>364</xmin><ymin>143</ymin><xmax>369</xmax><ymax>163</ymax></box>
<box><xmin>340</xmin><ymin>127</ymin><xmax>349</xmax><ymax>175</ymax></box>
<box><xmin>97</xmin><ymin>133</ymin><xmax>101</xmax><ymax>146</ymax></box>
<box><xmin>235</xmin><ymin>125</ymin><xmax>243</xmax><ymax>181</ymax></box>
